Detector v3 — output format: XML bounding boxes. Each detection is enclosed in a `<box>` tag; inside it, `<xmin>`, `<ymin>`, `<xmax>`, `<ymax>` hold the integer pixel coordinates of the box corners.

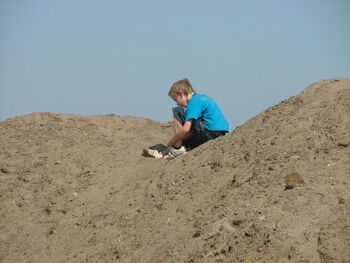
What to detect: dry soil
<box><xmin>1</xmin><ymin>78</ymin><xmax>349</xmax><ymax>263</ymax></box>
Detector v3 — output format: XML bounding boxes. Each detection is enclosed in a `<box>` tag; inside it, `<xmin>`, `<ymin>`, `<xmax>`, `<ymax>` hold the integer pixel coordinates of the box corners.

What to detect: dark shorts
<box><xmin>172</xmin><ymin>107</ymin><xmax>227</xmax><ymax>149</ymax></box>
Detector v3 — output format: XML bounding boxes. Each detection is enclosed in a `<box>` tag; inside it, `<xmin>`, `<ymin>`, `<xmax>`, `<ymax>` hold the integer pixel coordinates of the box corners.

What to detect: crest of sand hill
<box><xmin>0</xmin><ymin>79</ymin><xmax>349</xmax><ymax>263</ymax></box>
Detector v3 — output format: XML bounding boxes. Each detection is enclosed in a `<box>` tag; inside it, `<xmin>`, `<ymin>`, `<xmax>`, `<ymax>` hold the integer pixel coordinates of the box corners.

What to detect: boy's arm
<box><xmin>167</xmin><ymin>120</ymin><xmax>192</xmax><ymax>147</ymax></box>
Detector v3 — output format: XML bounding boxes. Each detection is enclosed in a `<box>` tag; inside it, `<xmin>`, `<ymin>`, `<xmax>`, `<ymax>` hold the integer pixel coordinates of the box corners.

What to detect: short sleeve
<box><xmin>185</xmin><ymin>96</ymin><xmax>203</xmax><ymax>121</ymax></box>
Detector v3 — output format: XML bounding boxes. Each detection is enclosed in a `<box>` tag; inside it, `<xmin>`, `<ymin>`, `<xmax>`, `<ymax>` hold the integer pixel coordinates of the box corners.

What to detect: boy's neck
<box><xmin>186</xmin><ymin>92</ymin><xmax>195</xmax><ymax>101</ymax></box>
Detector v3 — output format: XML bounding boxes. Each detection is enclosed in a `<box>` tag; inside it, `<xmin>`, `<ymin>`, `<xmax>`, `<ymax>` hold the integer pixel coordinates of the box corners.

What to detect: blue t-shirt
<box><xmin>185</xmin><ymin>93</ymin><xmax>229</xmax><ymax>131</ymax></box>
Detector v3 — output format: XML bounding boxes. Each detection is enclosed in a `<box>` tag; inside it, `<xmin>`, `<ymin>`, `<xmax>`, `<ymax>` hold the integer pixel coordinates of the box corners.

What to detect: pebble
<box><xmin>285</xmin><ymin>172</ymin><xmax>304</xmax><ymax>189</ymax></box>
<box><xmin>1</xmin><ymin>167</ymin><xmax>12</xmax><ymax>174</ymax></box>
<box><xmin>338</xmin><ymin>138</ymin><xmax>350</xmax><ymax>147</ymax></box>
<box><xmin>202</xmin><ymin>217</ymin><xmax>234</xmax><ymax>240</ymax></box>
<box><xmin>259</xmin><ymin>215</ymin><xmax>266</xmax><ymax>221</ymax></box>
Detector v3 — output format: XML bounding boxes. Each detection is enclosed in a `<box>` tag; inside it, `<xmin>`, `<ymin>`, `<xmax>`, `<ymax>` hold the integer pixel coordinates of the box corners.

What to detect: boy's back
<box><xmin>186</xmin><ymin>93</ymin><xmax>229</xmax><ymax>132</ymax></box>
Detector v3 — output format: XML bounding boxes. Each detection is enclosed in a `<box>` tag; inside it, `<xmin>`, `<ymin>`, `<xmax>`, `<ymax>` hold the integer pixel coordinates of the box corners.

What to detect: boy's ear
<box><xmin>177</xmin><ymin>91</ymin><xmax>184</xmax><ymax>97</ymax></box>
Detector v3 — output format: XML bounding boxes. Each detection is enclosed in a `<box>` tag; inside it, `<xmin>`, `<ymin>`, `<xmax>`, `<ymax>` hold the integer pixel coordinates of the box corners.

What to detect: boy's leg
<box><xmin>161</xmin><ymin>107</ymin><xmax>192</xmax><ymax>159</ymax></box>
<box><xmin>190</xmin><ymin>119</ymin><xmax>228</xmax><ymax>143</ymax></box>
<box><xmin>171</xmin><ymin>107</ymin><xmax>193</xmax><ymax>148</ymax></box>
<box><xmin>173</xmin><ymin>118</ymin><xmax>193</xmax><ymax>147</ymax></box>
<box><xmin>172</xmin><ymin>106</ymin><xmax>186</xmax><ymax>124</ymax></box>
<box><xmin>173</xmin><ymin>117</ymin><xmax>182</xmax><ymax>148</ymax></box>
<box><xmin>172</xmin><ymin>107</ymin><xmax>211</xmax><ymax>150</ymax></box>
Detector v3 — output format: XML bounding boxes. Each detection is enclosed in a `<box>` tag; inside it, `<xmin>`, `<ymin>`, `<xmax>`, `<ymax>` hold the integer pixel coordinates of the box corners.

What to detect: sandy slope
<box><xmin>1</xmin><ymin>79</ymin><xmax>349</xmax><ymax>263</ymax></box>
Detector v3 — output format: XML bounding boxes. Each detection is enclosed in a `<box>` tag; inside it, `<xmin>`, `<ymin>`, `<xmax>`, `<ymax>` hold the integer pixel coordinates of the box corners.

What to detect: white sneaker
<box><xmin>164</xmin><ymin>146</ymin><xmax>186</xmax><ymax>159</ymax></box>
<box><xmin>143</xmin><ymin>148</ymin><xmax>163</xmax><ymax>159</ymax></box>
<box><xmin>161</xmin><ymin>146</ymin><xmax>172</xmax><ymax>156</ymax></box>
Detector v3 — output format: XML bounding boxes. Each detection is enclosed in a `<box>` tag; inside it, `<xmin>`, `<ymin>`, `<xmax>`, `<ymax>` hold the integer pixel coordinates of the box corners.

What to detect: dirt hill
<box><xmin>1</xmin><ymin>78</ymin><xmax>349</xmax><ymax>263</ymax></box>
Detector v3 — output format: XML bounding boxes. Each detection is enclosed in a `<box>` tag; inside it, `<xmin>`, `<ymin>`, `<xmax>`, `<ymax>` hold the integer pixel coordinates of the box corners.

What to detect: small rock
<box><xmin>285</xmin><ymin>172</ymin><xmax>304</xmax><ymax>189</ymax></box>
<box><xmin>1</xmin><ymin>167</ymin><xmax>11</xmax><ymax>174</ymax></box>
<box><xmin>44</xmin><ymin>206</ymin><xmax>53</xmax><ymax>215</ymax></box>
<box><xmin>210</xmin><ymin>161</ymin><xmax>222</xmax><ymax>170</ymax></box>
<box><xmin>338</xmin><ymin>137</ymin><xmax>350</xmax><ymax>147</ymax></box>
<box><xmin>202</xmin><ymin>217</ymin><xmax>234</xmax><ymax>240</ymax></box>
<box><xmin>192</xmin><ymin>230</ymin><xmax>201</xmax><ymax>238</ymax></box>
<box><xmin>259</xmin><ymin>215</ymin><xmax>266</xmax><ymax>221</ymax></box>
<box><xmin>306</xmin><ymin>139</ymin><xmax>315</xmax><ymax>149</ymax></box>
<box><xmin>47</xmin><ymin>226</ymin><xmax>56</xmax><ymax>235</ymax></box>
<box><xmin>337</xmin><ymin>197</ymin><xmax>345</xmax><ymax>204</ymax></box>
<box><xmin>232</xmin><ymin>219</ymin><xmax>244</xmax><ymax>226</ymax></box>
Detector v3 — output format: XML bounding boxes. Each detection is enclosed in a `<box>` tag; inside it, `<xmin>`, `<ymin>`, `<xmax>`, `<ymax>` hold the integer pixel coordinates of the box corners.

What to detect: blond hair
<box><xmin>168</xmin><ymin>78</ymin><xmax>195</xmax><ymax>99</ymax></box>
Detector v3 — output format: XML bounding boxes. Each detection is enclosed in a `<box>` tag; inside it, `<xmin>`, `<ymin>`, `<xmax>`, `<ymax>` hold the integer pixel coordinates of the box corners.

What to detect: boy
<box><xmin>143</xmin><ymin>78</ymin><xmax>229</xmax><ymax>159</ymax></box>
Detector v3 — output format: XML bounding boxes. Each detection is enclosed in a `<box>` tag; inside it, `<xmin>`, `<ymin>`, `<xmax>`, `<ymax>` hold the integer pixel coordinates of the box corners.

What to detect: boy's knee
<box><xmin>172</xmin><ymin>107</ymin><xmax>186</xmax><ymax>125</ymax></box>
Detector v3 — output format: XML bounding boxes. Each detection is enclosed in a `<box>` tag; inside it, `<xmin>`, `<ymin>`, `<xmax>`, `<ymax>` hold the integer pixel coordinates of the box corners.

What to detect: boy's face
<box><xmin>173</xmin><ymin>92</ymin><xmax>188</xmax><ymax>107</ymax></box>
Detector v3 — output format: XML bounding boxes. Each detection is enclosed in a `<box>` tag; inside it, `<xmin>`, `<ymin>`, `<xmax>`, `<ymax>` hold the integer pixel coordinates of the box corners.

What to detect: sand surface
<box><xmin>1</xmin><ymin>79</ymin><xmax>349</xmax><ymax>263</ymax></box>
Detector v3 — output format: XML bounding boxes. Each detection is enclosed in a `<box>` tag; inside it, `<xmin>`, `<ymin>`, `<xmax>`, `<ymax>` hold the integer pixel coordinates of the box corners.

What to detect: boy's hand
<box><xmin>167</xmin><ymin>120</ymin><xmax>192</xmax><ymax>146</ymax></box>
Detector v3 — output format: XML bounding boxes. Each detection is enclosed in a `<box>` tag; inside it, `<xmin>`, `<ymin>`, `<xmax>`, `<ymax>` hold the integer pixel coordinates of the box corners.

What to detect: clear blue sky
<box><xmin>1</xmin><ymin>0</ymin><xmax>349</xmax><ymax>128</ymax></box>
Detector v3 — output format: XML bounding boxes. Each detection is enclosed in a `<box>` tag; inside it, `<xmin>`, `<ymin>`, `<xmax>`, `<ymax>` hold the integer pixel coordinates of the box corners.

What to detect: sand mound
<box><xmin>1</xmin><ymin>79</ymin><xmax>349</xmax><ymax>263</ymax></box>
